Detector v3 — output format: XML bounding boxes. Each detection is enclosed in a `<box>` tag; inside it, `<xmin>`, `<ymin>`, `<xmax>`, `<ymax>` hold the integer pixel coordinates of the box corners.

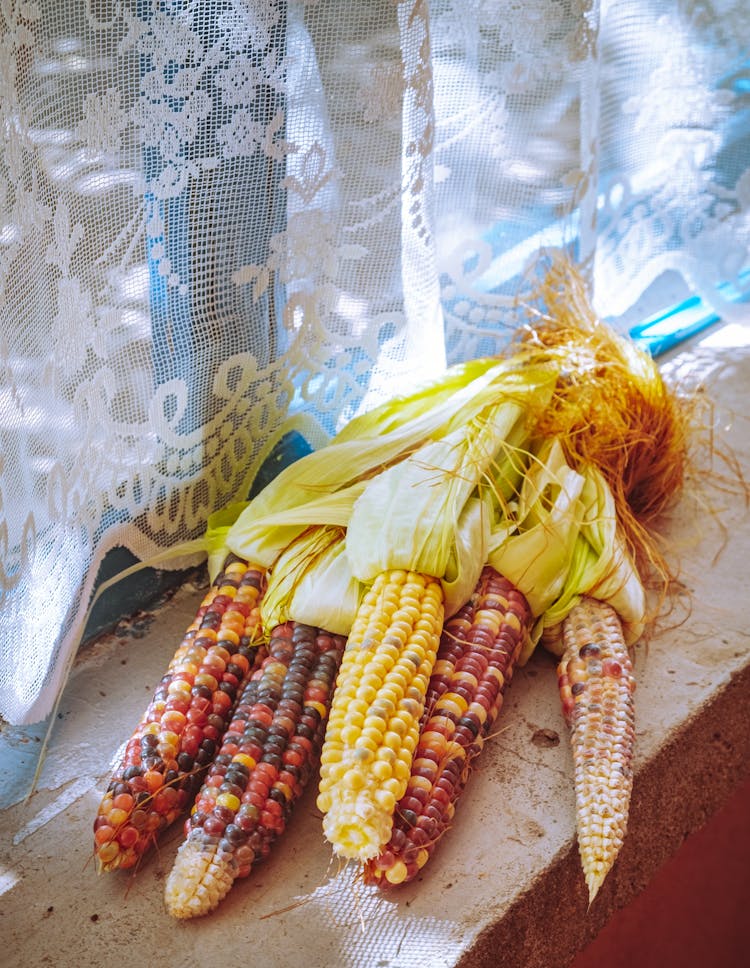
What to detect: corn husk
<box><xmin>225</xmin><ymin>362</ymin><xmax>557</xmax><ymax>626</ymax></box>
<box><xmin>260</xmin><ymin>525</ymin><xmax>362</xmax><ymax>635</ymax></box>
<box><xmin>488</xmin><ymin>438</ymin><xmax>645</xmax><ymax>661</ymax></box>
<box><xmin>227</xmin><ymin>356</ymin><xmax>518</xmax><ymax>567</ymax></box>
<box><xmin>345</xmin><ymin>392</ymin><xmax>535</xmax><ymax>618</ymax></box>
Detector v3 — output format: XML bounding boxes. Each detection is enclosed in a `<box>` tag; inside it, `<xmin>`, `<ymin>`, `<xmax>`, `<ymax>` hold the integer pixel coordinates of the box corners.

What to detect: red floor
<box><xmin>572</xmin><ymin>773</ymin><xmax>750</xmax><ymax>968</ymax></box>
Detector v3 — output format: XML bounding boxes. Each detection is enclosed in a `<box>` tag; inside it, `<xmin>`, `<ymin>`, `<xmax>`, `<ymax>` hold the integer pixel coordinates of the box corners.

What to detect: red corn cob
<box><xmin>557</xmin><ymin>596</ymin><xmax>636</xmax><ymax>903</ymax></box>
<box><xmin>93</xmin><ymin>557</ymin><xmax>266</xmax><ymax>872</ymax></box>
<box><xmin>364</xmin><ymin>566</ymin><xmax>532</xmax><ymax>886</ymax></box>
<box><xmin>165</xmin><ymin>621</ymin><xmax>346</xmax><ymax>919</ymax></box>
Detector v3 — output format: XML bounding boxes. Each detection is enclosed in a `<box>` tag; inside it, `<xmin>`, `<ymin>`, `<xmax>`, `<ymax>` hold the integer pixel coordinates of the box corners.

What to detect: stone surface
<box><xmin>1</xmin><ymin>323</ymin><xmax>749</xmax><ymax>968</ymax></box>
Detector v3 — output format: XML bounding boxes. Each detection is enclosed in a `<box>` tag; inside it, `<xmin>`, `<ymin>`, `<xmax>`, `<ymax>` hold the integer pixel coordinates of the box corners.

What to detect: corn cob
<box><xmin>93</xmin><ymin>557</ymin><xmax>266</xmax><ymax>872</ymax></box>
<box><xmin>365</xmin><ymin>567</ymin><xmax>532</xmax><ymax>885</ymax></box>
<box><xmin>317</xmin><ymin>569</ymin><xmax>445</xmax><ymax>861</ymax></box>
<box><xmin>557</xmin><ymin>596</ymin><xmax>636</xmax><ymax>903</ymax></box>
<box><xmin>165</xmin><ymin>621</ymin><xmax>346</xmax><ymax>919</ymax></box>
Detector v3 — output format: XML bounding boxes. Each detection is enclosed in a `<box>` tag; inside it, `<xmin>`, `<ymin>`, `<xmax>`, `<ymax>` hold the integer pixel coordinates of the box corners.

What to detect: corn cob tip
<box><xmin>577</xmin><ymin>797</ymin><xmax>630</xmax><ymax>905</ymax></box>
<box><xmin>318</xmin><ymin>791</ymin><xmax>395</xmax><ymax>861</ymax></box>
<box><xmin>586</xmin><ymin>870</ymin><xmax>606</xmax><ymax>907</ymax></box>
<box><xmin>164</xmin><ymin>834</ymin><xmax>236</xmax><ymax>919</ymax></box>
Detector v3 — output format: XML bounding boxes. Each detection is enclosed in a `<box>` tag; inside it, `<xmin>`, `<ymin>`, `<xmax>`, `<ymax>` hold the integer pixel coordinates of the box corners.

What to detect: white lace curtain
<box><xmin>2</xmin><ymin>0</ymin><xmax>749</xmax><ymax>725</ymax></box>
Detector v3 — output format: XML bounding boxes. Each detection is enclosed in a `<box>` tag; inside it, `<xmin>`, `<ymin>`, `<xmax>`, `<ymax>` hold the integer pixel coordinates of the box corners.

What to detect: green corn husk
<box><xmin>488</xmin><ymin>438</ymin><xmax>646</xmax><ymax>662</ymax></box>
<box><xmin>224</xmin><ymin>361</ymin><xmax>558</xmax><ymax>627</ymax></box>
<box><xmin>260</xmin><ymin>525</ymin><xmax>363</xmax><ymax>635</ymax></box>
<box><xmin>226</xmin><ymin>356</ymin><xmax>518</xmax><ymax>570</ymax></box>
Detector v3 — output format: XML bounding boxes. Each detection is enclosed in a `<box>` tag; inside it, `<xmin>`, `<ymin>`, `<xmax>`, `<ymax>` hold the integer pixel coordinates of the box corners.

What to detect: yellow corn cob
<box><xmin>365</xmin><ymin>567</ymin><xmax>532</xmax><ymax>886</ymax></box>
<box><xmin>316</xmin><ymin>569</ymin><xmax>445</xmax><ymax>861</ymax></box>
<box><xmin>93</xmin><ymin>557</ymin><xmax>266</xmax><ymax>871</ymax></box>
<box><xmin>557</xmin><ymin>596</ymin><xmax>636</xmax><ymax>903</ymax></box>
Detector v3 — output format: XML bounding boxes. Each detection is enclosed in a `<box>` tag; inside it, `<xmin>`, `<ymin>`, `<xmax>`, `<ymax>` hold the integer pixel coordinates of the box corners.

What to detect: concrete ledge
<box><xmin>1</xmin><ymin>326</ymin><xmax>748</xmax><ymax>968</ymax></box>
<box><xmin>460</xmin><ymin>661</ymin><xmax>750</xmax><ymax>968</ymax></box>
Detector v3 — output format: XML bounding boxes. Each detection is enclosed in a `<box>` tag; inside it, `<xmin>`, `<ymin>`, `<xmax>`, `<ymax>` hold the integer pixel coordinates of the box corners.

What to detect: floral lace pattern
<box><xmin>1</xmin><ymin>0</ymin><xmax>749</xmax><ymax>723</ymax></box>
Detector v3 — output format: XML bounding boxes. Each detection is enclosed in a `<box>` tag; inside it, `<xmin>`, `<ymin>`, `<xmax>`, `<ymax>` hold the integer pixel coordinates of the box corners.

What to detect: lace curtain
<box><xmin>2</xmin><ymin>0</ymin><xmax>748</xmax><ymax>725</ymax></box>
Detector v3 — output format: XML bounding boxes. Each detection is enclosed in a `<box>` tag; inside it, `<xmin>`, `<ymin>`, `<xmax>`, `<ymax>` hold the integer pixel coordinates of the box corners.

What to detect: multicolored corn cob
<box><xmin>93</xmin><ymin>557</ymin><xmax>266</xmax><ymax>872</ymax></box>
<box><xmin>365</xmin><ymin>567</ymin><xmax>532</xmax><ymax>885</ymax></box>
<box><xmin>316</xmin><ymin>569</ymin><xmax>445</xmax><ymax>861</ymax></box>
<box><xmin>165</xmin><ymin>621</ymin><xmax>346</xmax><ymax>919</ymax></box>
<box><xmin>557</xmin><ymin>596</ymin><xmax>636</xmax><ymax>903</ymax></box>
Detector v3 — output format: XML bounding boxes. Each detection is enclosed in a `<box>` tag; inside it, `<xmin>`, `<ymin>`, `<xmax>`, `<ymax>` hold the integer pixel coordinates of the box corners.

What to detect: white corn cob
<box><xmin>558</xmin><ymin>596</ymin><xmax>636</xmax><ymax>903</ymax></box>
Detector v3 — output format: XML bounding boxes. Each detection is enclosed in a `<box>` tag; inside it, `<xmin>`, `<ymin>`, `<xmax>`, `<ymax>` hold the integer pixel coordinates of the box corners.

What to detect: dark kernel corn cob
<box><xmin>557</xmin><ymin>596</ymin><xmax>636</xmax><ymax>903</ymax></box>
<box><xmin>365</xmin><ymin>567</ymin><xmax>532</xmax><ymax>886</ymax></box>
<box><xmin>165</xmin><ymin>621</ymin><xmax>346</xmax><ymax>919</ymax></box>
<box><xmin>93</xmin><ymin>557</ymin><xmax>266</xmax><ymax>872</ymax></box>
